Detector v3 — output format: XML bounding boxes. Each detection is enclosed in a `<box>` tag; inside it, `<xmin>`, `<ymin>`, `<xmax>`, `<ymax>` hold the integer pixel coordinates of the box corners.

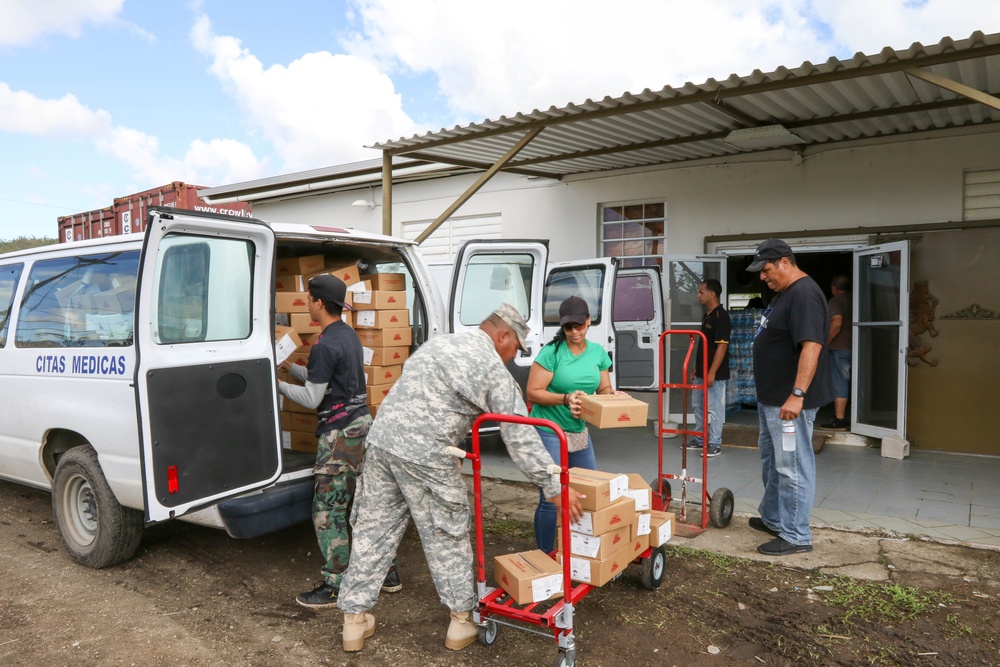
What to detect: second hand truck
<box><xmin>447</xmin><ymin>413</ymin><xmax>667</xmax><ymax>667</ymax></box>
<box><xmin>654</xmin><ymin>329</ymin><xmax>735</xmax><ymax>536</ymax></box>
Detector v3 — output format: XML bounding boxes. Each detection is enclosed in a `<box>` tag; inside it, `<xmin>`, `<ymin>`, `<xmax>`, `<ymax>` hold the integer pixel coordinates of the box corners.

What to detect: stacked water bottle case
<box><xmin>726</xmin><ymin>308</ymin><xmax>764</xmax><ymax>412</ymax></box>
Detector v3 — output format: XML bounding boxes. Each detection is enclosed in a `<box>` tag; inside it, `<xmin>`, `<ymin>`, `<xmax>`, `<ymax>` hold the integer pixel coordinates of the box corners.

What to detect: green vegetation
<box><xmin>0</xmin><ymin>236</ymin><xmax>57</xmax><ymax>254</ymax></box>
<box><xmin>817</xmin><ymin>575</ymin><xmax>952</xmax><ymax>623</ymax></box>
<box><xmin>483</xmin><ymin>517</ymin><xmax>534</xmax><ymax>539</ymax></box>
<box><xmin>668</xmin><ymin>545</ymin><xmax>749</xmax><ymax>572</ymax></box>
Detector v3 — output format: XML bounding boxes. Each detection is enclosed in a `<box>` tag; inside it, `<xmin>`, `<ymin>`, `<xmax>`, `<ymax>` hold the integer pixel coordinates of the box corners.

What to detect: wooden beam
<box><xmin>905</xmin><ymin>67</ymin><xmax>1000</xmax><ymax>112</ymax></box>
<box><xmin>381</xmin><ymin>151</ymin><xmax>392</xmax><ymax>236</ymax></box>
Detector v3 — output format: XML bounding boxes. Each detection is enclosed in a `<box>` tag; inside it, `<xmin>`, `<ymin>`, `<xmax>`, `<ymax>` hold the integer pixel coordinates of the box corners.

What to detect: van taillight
<box><xmin>167</xmin><ymin>466</ymin><xmax>179</xmax><ymax>494</ymax></box>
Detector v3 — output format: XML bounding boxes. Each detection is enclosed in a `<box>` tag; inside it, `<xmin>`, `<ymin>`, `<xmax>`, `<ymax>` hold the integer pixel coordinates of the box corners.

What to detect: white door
<box><xmin>852</xmin><ymin>241</ymin><xmax>909</xmax><ymax>439</ymax></box>
<box><xmin>542</xmin><ymin>258</ymin><xmax>620</xmax><ymax>387</ymax></box>
<box><xmin>664</xmin><ymin>255</ymin><xmax>727</xmax><ymax>421</ymax></box>
<box><xmin>136</xmin><ymin>210</ymin><xmax>281</xmax><ymax>523</ymax></box>
<box><xmin>612</xmin><ymin>266</ymin><xmax>665</xmax><ymax>390</ymax></box>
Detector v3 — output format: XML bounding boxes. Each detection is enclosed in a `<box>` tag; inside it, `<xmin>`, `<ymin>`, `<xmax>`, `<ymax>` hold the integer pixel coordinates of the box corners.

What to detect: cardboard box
<box><xmin>493</xmin><ymin>550</ymin><xmax>563</xmax><ymax>605</ymax></box>
<box><xmin>568</xmin><ymin>468</ymin><xmax>629</xmax><ymax>511</ymax></box>
<box><xmin>346</xmin><ymin>280</ymin><xmax>371</xmax><ymax>293</ymax></box>
<box><xmin>579</xmin><ymin>394</ymin><xmax>648</xmax><ymax>429</ymax></box>
<box><xmin>287</xmin><ymin>313</ymin><xmax>322</xmax><ymax>334</ymax></box>
<box><xmin>280</xmin><ymin>411</ymin><xmax>316</xmax><ymax>433</ymax></box>
<box><xmin>351</xmin><ymin>290</ymin><xmax>407</xmax><ymax>311</ymax></box>
<box><xmin>354</xmin><ymin>310</ymin><xmax>408</xmax><ymax>329</ymax></box>
<box><xmin>89</xmin><ymin>286</ymin><xmax>135</xmax><ymax>313</ymax></box>
<box><xmin>630</xmin><ymin>512</ymin><xmax>651</xmax><ymax>540</ymax></box>
<box><xmin>625</xmin><ymin>531</ymin><xmax>649</xmax><ymax>558</ymax></box>
<box><xmin>296</xmin><ymin>332</ymin><xmax>320</xmax><ymax>353</ymax></box>
<box><xmin>624</xmin><ymin>474</ymin><xmax>652</xmax><ymax>512</ymax></box>
<box><xmin>566</xmin><ymin>496</ymin><xmax>636</xmax><ymax>536</ymax></box>
<box><xmin>276</xmin><ymin>255</ymin><xmax>325</xmax><ymax>276</ymax></box>
<box><xmin>275</xmin><ymin>292</ymin><xmax>310</xmax><ymax>313</ymax></box>
<box><xmin>274</xmin><ymin>274</ymin><xmax>307</xmax><ymax>292</ymax></box>
<box><xmin>287</xmin><ymin>430</ymin><xmax>318</xmax><ymax>452</ymax></box>
<box><xmin>648</xmin><ymin>510</ymin><xmax>674</xmax><ymax>547</ymax></box>
<box><xmin>323</xmin><ymin>262</ymin><xmax>362</xmax><ymax>286</ymax></box>
<box><xmin>282</xmin><ymin>396</ymin><xmax>316</xmax><ymax>415</ymax></box>
<box><xmin>275</xmin><ymin>325</ymin><xmax>304</xmax><ymax>365</ymax></box>
<box><xmin>558</xmin><ymin>524</ymin><xmax>630</xmax><ymax>560</ymax></box>
<box><xmin>557</xmin><ymin>545</ymin><xmax>631</xmax><ymax>586</ymax></box>
<box><xmin>364</xmin><ymin>364</ymin><xmax>403</xmax><ymax>386</ymax></box>
<box><xmin>366</xmin><ymin>382</ymin><xmax>395</xmax><ymax>406</ymax></box>
<box><xmin>356</xmin><ymin>327</ymin><xmax>412</xmax><ymax>348</ymax></box>
<box><xmin>285</xmin><ymin>351</ymin><xmax>310</xmax><ymax>369</ymax></box>
<box><xmin>361</xmin><ymin>273</ymin><xmax>406</xmax><ymax>291</ymax></box>
<box><xmin>364</xmin><ymin>346</ymin><xmax>410</xmax><ymax>367</ymax></box>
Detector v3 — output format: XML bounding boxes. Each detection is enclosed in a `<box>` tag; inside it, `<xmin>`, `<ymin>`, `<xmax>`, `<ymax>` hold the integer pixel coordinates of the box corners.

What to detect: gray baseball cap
<box><xmin>492</xmin><ymin>303</ymin><xmax>530</xmax><ymax>351</ymax></box>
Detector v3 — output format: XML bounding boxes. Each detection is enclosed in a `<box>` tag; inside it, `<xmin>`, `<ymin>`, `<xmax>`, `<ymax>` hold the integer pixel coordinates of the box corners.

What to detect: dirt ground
<box><xmin>1</xmin><ymin>476</ymin><xmax>998</xmax><ymax>667</ymax></box>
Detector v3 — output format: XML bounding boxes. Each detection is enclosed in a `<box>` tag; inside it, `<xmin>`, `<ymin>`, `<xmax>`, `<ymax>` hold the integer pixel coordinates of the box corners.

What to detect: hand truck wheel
<box><xmin>640</xmin><ymin>545</ymin><xmax>667</xmax><ymax>590</ymax></box>
<box><xmin>556</xmin><ymin>647</ymin><xmax>576</xmax><ymax>667</ymax></box>
<box><xmin>655</xmin><ymin>478</ymin><xmax>672</xmax><ymax>511</ymax></box>
<box><xmin>478</xmin><ymin>619</ymin><xmax>498</xmax><ymax>646</ymax></box>
<box><xmin>709</xmin><ymin>487</ymin><xmax>735</xmax><ymax>528</ymax></box>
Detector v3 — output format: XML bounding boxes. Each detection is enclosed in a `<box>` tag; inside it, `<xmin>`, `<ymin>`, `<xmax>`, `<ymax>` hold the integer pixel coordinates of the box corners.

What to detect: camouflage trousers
<box><xmin>338</xmin><ymin>446</ymin><xmax>475</xmax><ymax>614</ymax></box>
<box><xmin>313</xmin><ymin>413</ymin><xmax>371</xmax><ymax>588</ymax></box>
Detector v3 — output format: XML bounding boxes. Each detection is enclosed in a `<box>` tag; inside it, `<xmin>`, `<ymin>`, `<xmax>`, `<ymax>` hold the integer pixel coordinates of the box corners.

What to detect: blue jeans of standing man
<box><xmin>691</xmin><ymin>379</ymin><xmax>727</xmax><ymax>451</ymax></box>
<box><xmin>757</xmin><ymin>404</ymin><xmax>818</xmax><ymax>546</ymax></box>
<box><xmin>533</xmin><ymin>426</ymin><xmax>596</xmax><ymax>553</ymax></box>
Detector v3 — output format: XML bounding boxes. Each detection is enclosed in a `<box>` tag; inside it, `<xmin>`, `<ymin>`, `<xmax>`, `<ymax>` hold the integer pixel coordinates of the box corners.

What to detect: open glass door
<box><xmin>852</xmin><ymin>241</ymin><xmax>909</xmax><ymax>439</ymax></box>
<box><xmin>136</xmin><ymin>210</ymin><xmax>280</xmax><ymax>523</ymax></box>
<box><xmin>664</xmin><ymin>256</ymin><xmax>727</xmax><ymax>421</ymax></box>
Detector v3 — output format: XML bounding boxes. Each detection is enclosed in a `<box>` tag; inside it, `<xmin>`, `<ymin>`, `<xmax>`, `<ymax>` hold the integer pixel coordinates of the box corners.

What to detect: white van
<box><xmin>0</xmin><ymin>208</ymin><xmax>446</xmax><ymax>568</ymax></box>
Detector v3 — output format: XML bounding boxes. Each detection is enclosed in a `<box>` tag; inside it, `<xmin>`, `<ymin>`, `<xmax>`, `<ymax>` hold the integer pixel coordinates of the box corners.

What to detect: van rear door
<box><xmin>135</xmin><ymin>209</ymin><xmax>281</xmax><ymax>523</ymax></box>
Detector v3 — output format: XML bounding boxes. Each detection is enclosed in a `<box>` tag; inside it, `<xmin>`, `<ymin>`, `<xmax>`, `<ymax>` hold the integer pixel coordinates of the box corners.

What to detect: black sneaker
<box><xmin>295</xmin><ymin>582</ymin><xmax>338</xmax><ymax>609</ymax></box>
<box><xmin>818</xmin><ymin>418</ymin><xmax>849</xmax><ymax>431</ymax></box>
<box><xmin>381</xmin><ymin>566</ymin><xmax>402</xmax><ymax>593</ymax></box>
<box><xmin>757</xmin><ymin>536</ymin><xmax>813</xmax><ymax>556</ymax></box>
<box><xmin>706</xmin><ymin>446</ymin><xmax>722</xmax><ymax>458</ymax></box>
<box><xmin>748</xmin><ymin>517</ymin><xmax>780</xmax><ymax>537</ymax></box>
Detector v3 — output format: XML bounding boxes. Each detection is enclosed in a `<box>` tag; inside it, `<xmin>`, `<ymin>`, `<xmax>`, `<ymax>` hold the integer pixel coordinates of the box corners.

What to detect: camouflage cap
<box><xmin>492</xmin><ymin>303</ymin><xmax>530</xmax><ymax>351</ymax></box>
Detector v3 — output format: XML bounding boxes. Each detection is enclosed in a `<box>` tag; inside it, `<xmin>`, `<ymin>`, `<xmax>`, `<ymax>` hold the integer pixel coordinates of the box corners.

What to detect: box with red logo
<box><xmin>557</xmin><ymin>524</ymin><xmax>630</xmax><ymax>560</ymax></box>
<box><xmin>275</xmin><ymin>292</ymin><xmax>310</xmax><ymax>313</ymax></box>
<box><xmin>360</xmin><ymin>272</ymin><xmax>406</xmax><ymax>291</ymax></box>
<box><xmin>354</xmin><ymin>310</ymin><xmax>408</xmax><ymax>329</ymax></box>
<box><xmin>557</xmin><ymin>545</ymin><xmax>631</xmax><ymax>586</ymax></box>
<box><xmin>366</xmin><ymin>382</ymin><xmax>395</xmax><ymax>406</ymax></box>
<box><xmin>364</xmin><ymin>364</ymin><xmax>403</xmax><ymax>386</ymax></box>
<box><xmin>276</xmin><ymin>255</ymin><xmax>325</xmax><ymax>276</ymax></box>
<box><xmin>275</xmin><ymin>325</ymin><xmax>303</xmax><ymax>365</ymax></box>
<box><xmin>280</xmin><ymin>411</ymin><xmax>315</xmax><ymax>433</ymax></box>
<box><xmin>579</xmin><ymin>394</ymin><xmax>648</xmax><ymax>429</ymax></box>
<box><xmin>274</xmin><ymin>274</ymin><xmax>307</xmax><ymax>292</ymax></box>
<box><xmin>363</xmin><ymin>346</ymin><xmax>410</xmax><ymax>366</ymax></box>
<box><xmin>568</xmin><ymin>468</ymin><xmax>628</xmax><ymax>512</ymax></box>
<box><xmin>623</xmin><ymin>473</ymin><xmax>652</xmax><ymax>511</ymax></box>
<box><xmin>323</xmin><ymin>262</ymin><xmax>362</xmax><ymax>286</ymax></box>
<box><xmin>648</xmin><ymin>510</ymin><xmax>675</xmax><ymax>547</ymax></box>
<box><xmin>352</xmin><ymin>290</ymin><xmax>407</xmax><ymax>311</ymax></box>
<box><xmin>493</xmin><ymin>550</ymin><xmax>563</xmax><ymax>605</ymax></box>
<box><xmin>565</xmin><ymin>496</ymin><xmax>635</xmax><ymax>536</ymax></box>
<box><xmin>356</xmin><ymin>327</ymin><xmax>412</xmax><ymax>348</ymax></box>
<box><xmin>625</xmin><ymin>530</ymin><xmax>649</xmax><ymax>558</ymax></box>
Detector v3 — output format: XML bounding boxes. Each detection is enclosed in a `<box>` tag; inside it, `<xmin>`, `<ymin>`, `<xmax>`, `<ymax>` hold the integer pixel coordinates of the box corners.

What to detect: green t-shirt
<box><xmin>529</xmin><ymin>339</ymin><xmax>612</xmax><ymax>433</ymax></box>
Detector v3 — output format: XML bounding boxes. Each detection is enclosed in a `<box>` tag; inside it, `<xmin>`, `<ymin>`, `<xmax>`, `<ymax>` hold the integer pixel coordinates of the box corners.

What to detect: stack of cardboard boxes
<box><xmin>273</xmin><ymin>256</ymin><xmax>413</xmax><ymax>450</ymax></box>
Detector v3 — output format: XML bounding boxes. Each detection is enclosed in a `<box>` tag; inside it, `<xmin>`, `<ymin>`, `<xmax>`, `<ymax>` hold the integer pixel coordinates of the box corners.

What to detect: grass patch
<box><xmin>817</xmin><ymin>575</ymin><xmax>952</xmax><ymax>624</ymax></box>
<box><xmin>667</xmin><ymin>545</ymin><xmax>748</xmax><ymax>572</ymax></box>
<box><xmin>483</xmin><ymin>517</ymin><xmax>534</xmax><ymax>539</ymax></box>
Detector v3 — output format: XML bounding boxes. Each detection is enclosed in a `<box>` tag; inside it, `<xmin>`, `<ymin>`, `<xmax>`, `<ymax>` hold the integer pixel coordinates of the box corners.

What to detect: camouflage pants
<box><xmin>338</xmin><ymin>446</ymin><xmax>474</xmax><ymax>614</ymax></box>
<box><xmin>313</xmin><ymin>413</ymin><xmax>372</xmax><ymax>588</ymax></box>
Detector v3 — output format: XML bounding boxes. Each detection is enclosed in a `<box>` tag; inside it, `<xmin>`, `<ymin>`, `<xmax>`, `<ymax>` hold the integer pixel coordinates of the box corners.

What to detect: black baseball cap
<box><xmin>746</xmin><ymin>238</ymin><xmax>793</xmax><ymax>272</ymax></box>
<box><xmin>308</xmin><ymin>274</ymin><xmax>352</xmax><ymax>311</ymax></box>
<box><xmin>558</xmin><ymin>296</ymin><xmax>590</xmax><ymax>326</ymax></box>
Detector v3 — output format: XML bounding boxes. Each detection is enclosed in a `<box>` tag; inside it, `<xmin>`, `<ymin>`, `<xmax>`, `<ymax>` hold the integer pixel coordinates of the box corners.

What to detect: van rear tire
<box><xmin>52</xmin><ymin>445</ymin><xmax>144</xmax><ymax>568</ymax></box>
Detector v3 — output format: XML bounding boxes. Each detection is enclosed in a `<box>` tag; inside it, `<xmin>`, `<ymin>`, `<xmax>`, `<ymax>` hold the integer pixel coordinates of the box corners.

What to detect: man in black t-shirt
<box><xmin>278</xmin><ymin>274</ymin><xmax>400</xmax><ymax>608</ymax></box>
<box><xmin>686</xmin><ymin>279</ymin><xmax>730</xmax><ymax>457</ymax></box>
<box><xmin>747</xmin><ymin>239</ymin><xmax>833</xmax><ymax>557</ymax></box>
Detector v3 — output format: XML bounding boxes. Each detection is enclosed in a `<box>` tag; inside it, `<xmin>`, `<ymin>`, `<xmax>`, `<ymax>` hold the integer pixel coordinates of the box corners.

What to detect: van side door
<box><xmin>135</xmin><ymin>209</ymin><xmax>281</xmax><ymax>523</ymax></box>
<box><xmin>613</xmin><ymin>266</ymin><xmax>665</xmax><ymax>390</ymax></box>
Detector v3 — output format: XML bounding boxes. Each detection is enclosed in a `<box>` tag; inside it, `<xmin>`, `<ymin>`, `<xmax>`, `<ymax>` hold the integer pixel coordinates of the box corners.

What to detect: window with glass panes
<box><xmin>600</xmin><ymin>202</ymin><xmax>665</xmax><ymax>268</ymax></box>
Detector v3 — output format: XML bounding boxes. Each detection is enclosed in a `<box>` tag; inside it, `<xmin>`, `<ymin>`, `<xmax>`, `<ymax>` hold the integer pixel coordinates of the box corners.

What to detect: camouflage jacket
<box><xmin>367</xmin><ymin>329</ymin><xmax>560</xmax><ymax>498</ymax></box>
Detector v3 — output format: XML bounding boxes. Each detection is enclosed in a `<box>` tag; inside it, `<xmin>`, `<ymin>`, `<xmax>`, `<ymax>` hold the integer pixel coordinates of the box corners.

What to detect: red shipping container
<box><xmin>58</xmin><ymin>206</ymin><xmax>116</xmax><ymax>243</ymax></box>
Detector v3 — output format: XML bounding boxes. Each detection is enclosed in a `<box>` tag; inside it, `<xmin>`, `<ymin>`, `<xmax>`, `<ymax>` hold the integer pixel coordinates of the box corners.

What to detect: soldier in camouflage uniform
<box><xmin>337</xmin><ymin>304</ymin><xmax>584</xmax><ymax>653</ymax></box>
<box><xmin>277</xmin><ymin>274</ymin><xmax>399</xmax><ymax>609</ymax></box>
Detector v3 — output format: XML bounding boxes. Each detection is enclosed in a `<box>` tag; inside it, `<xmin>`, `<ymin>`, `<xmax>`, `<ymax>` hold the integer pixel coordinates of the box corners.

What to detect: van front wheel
<box><xmin>52</xmin><ymin>445</ymin><xmax>144</xmax><ymax>568</ymax></box>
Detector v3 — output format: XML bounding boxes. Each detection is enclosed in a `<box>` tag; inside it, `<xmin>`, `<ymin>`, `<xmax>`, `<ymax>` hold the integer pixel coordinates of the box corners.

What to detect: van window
<box><xmin>458</xmin><ymin>253</ymin><xmax>534</xmax><ymax>325</ymax></box>
<box><xmin>544</xmin><ymin>266</ymin><xmax>606</xmax><ymax>326</ymax></box>
<box><xmin>0</xmin><ymin>264</ymin><xmax>24</xmax><ymax>347</ymax></box>
<box><xmin>16</xmin><ymin>252</ymin><xmax>140</xmax><ymax>348</ymax></box>
<box><xmin>614</xmin><ymin>273</ymin><xmax>656</xmax><ymax>321</ymax></box>
<box><xmin>153</xmin><ymin>234</ymin><xmax>253</xmax><ymax>344</ymax></box>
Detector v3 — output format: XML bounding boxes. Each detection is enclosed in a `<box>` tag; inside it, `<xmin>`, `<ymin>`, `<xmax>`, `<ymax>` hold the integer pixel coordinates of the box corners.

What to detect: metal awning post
<box><xmin>381</xmin><ymin>151</ymin><xmax>393</xmax><ymax>236</ymax></box>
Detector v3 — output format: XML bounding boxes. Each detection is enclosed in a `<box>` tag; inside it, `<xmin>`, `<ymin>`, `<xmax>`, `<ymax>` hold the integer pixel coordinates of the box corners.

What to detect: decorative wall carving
<box><xmin>908</xmin><ymin>281</ymin><xmax>939</xmax><ymax>367</ymax></box>
<box><xmin>941</xmin><ymin>304</ymin><xmax>1000</xmax><ymax>320</ymax></box>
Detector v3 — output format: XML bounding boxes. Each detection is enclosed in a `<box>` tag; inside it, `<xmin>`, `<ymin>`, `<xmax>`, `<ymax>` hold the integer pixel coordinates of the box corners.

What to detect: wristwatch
<box><xmin>791</xmin><ymin>387</ymin><xmax>806</xmax><ymax>398</ymax></box>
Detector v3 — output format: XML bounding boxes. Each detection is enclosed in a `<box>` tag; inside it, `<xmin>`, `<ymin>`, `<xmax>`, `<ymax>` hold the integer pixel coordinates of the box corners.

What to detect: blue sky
<box><xmin>2</xmin><ymin>0</ymin><xmax>999</xmax><ymax>240</ymax></box>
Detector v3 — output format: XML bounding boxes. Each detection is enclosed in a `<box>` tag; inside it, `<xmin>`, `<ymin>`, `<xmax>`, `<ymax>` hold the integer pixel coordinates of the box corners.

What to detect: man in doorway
<box><xmin>277</xmin><ymin>274</ymin><xmax>401</xmax><ymax>609</ymax></box>
<box><xmin>747</xmin><ymin>239</ymin><xmax>833</xmax><ymax>556</ymax></box>
<box><xmin>686</xmin><ymin>278</ymin><xmax>730</xmax><ymax>457</ymax></box>
<box><xmin>336</xmin><ymin>304</ymin><xmax>584</xmax><ymax>653</ymax></box>
<box><xmin>820</xmin><ymin>275</ymin><xmax>852</xmax><ymax>430</ymax></box>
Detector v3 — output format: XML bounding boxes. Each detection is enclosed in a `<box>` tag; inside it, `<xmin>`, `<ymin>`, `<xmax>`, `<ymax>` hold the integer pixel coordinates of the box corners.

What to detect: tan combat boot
<box><xmin>444</xmin><ymin>610</ymin><xmax>478</xmax><ymax>650</ymax></box>
<box><xmin>342</xmin><ymin>612</ymin><xmax>376</xmax><ymax>652</ymax></box>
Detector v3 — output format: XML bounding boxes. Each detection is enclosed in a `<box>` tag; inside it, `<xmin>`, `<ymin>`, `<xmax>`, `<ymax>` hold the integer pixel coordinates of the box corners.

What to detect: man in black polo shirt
<box><xmin>686</xmin><ymin>278</ymin><xmax>730</xmax><ymax>457</ymax></box>
<box><xmin>277</xmin><ymin>274</ymin><xmax>400</xmax><ymax>607</ymax></box>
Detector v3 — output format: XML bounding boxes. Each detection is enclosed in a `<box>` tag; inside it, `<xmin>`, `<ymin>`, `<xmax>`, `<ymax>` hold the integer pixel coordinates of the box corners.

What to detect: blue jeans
<box><xmin>533</xmin><ymin>426</ymin><xmax>596</xmax><ymax>552</ymax></box>
<box><xmin>830</xmin><ymin>349</ymin><xmax>851</xmax><ymax>399</ymax></box>
<box><xmin>691</xmin><ymin>379</ymin><xmax>727</xmax><ymax>448</ymax></box>
<box><xmin>757</xmin><ymin>404</ymin><xmax>817</xmax><ymax>546</ymax></box>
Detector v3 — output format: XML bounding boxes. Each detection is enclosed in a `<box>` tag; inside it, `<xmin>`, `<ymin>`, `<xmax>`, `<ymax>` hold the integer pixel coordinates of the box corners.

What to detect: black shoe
<box><xmin>295</xmin><ymin>582</ymin><xmax>338</xmax><ymax>609</ymax></box>
<box><xmin>748</xmin><ymin>517</ymin><xmax>780</xmax><ymax>537</ymax></box>
<box><xmin>381</xmin><ymin>566</ymin><xmax>402</xmax><ymax>593</ymax></box>
<box><xmin>818</xmin><ymin>418</ymin><xmax>849</xmax><ymax>431</ymax></box>
<box><xmin>706</xmin><ymin>446</ymin><xmax>722</xmax><ymax>458</ymax></box>
<box><xmin>757</xmin><ymin>536</ymin><xmax>813</xmax><ymax>556</ymax></box>
<box><xmin>684</xmin><ymin>440</ymin><xmax>704</xmax><ymax>450</ymax></box>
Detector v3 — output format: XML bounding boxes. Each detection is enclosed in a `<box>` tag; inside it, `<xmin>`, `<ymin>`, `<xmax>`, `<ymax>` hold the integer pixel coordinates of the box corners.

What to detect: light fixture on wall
<box><xmin>351</xmin><ymin>186</ymin><xmax>376</xmax><ymax>209</ymax></box>
<box><xmin>724</xmin><ymin>124</ymin><xmax>805</xmax><ymax>150</ymax></box>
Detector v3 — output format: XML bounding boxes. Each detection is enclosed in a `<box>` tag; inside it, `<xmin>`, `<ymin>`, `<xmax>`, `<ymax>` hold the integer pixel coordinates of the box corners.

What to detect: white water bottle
<box><xmin>781</xmin><ymin>420</ymin><xmax>796</xmax><ymax>452</ymax></box>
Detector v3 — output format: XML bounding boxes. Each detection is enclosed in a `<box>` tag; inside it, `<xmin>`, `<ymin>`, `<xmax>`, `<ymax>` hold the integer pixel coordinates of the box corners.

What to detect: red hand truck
<box><xmin>654</xmin><ymin>330</ymin><xmax>734</xmax><ymax>536</ymax></box>
<box><xmin>450</xmin><ymin>413</ymin><xmax>667</xmax><ymax>667</ymax></box>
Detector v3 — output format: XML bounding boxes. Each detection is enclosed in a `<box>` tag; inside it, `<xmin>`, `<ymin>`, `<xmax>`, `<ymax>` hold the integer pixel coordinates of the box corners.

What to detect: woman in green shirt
<box><xmin>527</xmin><ymin>296</ymin><xmax>615</xmax><ymax>552</ymax></box>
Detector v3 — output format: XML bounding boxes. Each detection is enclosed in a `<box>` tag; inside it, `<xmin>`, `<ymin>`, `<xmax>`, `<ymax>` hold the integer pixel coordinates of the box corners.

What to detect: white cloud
<box><xmin>0</xmin><ymin>82</ymin><xmax>263</xmax><ymax>188</ymax></box>
<box><xmin>0</xmin><ymin>0</ymin><xmax>124</xmax><ymax>46</ymax></box>
<box><xmin>190</xmin><ymin>14</ymin><xmax>421</xmax><ymax>171</ymax></box>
